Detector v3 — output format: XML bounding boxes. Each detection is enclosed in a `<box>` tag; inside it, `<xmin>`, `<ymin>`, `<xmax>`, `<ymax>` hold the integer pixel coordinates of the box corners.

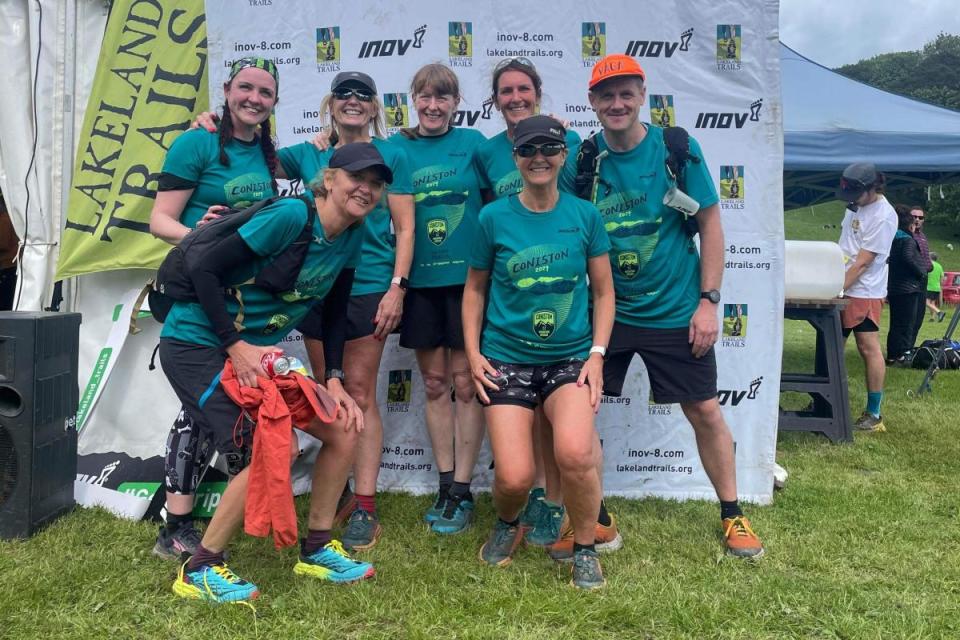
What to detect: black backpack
<box><xmin>910</xmin><ymin>339</ymin><xmax>960</xmax><ymax>370</ymax></box>
<box><xmin>573</xmin><ymin>126</ymin><xmax>701</xmax><ymax>237</ymax></box>
<box><xmin>148</xmin><ymin>195</ymin><xmax>315</xmax><ymax>323</ymax></box>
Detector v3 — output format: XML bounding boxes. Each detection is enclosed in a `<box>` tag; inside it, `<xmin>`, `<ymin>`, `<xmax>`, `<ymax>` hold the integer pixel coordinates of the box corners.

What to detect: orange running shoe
<box><xmin>722</xmin><ymin>516</ymin><xmax>764</xmax><ymax>558</ymax></box>
<box><xmin>546</xmin><ymin>514</ymin><xmax>623</xmax><ymax>562</ymax></box>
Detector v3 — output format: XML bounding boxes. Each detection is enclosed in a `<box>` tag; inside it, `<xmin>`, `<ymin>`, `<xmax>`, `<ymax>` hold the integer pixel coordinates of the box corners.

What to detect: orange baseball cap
<box><xmin>588</xmin><ymin>54</ymin><xmax>646</xmax><ymax>89</ymax></box>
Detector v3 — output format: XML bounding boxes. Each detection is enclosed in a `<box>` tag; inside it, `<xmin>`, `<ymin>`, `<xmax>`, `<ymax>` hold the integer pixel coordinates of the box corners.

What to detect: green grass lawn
<box><xmin>2</xmin><ymin>204</ymin><xmax>958</xmax><ymax>639</ymax></box>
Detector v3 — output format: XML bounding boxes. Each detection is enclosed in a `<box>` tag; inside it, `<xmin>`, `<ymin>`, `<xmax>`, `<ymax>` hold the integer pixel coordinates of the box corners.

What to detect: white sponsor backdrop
<box><xmin>203</xmin><ymin>0</ymin><xmax>784</xmax><ymax>503</ymax></box>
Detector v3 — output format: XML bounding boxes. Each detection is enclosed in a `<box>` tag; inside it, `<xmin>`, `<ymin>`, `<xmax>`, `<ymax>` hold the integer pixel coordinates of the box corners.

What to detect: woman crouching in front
<box><xmin>159</xmin><ymin>143</ymin><xmax>392</xmax><ymax>603</ymax></box>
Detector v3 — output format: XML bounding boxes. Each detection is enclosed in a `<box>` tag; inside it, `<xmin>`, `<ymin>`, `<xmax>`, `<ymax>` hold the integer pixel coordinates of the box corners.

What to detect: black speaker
<box><xmin>0</xmin><ymin>311</ymin><xmax>81</xmax><ymax>539</ymax></box>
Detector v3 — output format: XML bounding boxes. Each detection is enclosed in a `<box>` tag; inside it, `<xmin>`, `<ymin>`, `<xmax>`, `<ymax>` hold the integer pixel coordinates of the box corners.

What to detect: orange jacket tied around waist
<box><xmin>220</xmin><ymin>361</ymin><xmax>337</xmax><ymax>549</ymax></box>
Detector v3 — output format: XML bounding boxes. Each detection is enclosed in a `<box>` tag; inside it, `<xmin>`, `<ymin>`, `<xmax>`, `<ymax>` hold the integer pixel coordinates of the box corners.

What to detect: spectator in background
<box><xmin>836</xmin><ymin>163</ymin><xmax>897</xmax><ymax>432</ymax></box>
<box><xmin>0</xmin><ymin>192</ymin><xmax>19</xmax><ymax>311</ymax></box>
<box><xmin>886</xmin><ymin>205</ymin><xmax>928</xmax><ymax>366</ymax></box>
<box><xmin>926</xmin><ymin>251</ymin><xmax>946</xmax><ymax>322</ymax></box>
<box><xmin>909</xmin><ymin>206</ymin><xmax>934</xmax><ymax>345</ymax></box>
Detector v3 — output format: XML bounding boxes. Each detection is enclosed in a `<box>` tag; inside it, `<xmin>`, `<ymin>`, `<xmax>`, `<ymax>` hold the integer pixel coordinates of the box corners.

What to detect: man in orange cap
<box><xmin>559</xmin><ymin>54</ymin><xmax>765</xmax><ymax>559</ymax></box>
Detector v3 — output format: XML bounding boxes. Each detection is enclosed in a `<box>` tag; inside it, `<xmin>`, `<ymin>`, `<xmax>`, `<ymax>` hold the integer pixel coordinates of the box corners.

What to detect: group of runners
<box><xmin>148</xmin><ymin>51</ymin><xmax>764</xmax><ymax>602</ymax></box>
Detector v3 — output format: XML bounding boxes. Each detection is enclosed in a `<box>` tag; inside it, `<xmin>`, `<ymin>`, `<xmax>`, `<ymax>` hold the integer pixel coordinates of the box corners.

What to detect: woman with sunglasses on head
<box><xmin>194</xmin><ymin>71</ymin><xmax>415</xmax><ymax>551</ymax></box>
<box><xmin>162</xmin><ymin>143</ymin><xmax>392</xmax><ymax>603</ymax></box>
<box><xmin>388</xmin><ymin>63</ymin><xmax>489</xmax><ymax>535</ymax></box>
<box><xmin>463</xmin><ymin>115</ymin><xmax>614</xmax><ymax>589</ymax></box>
<box><xmin>149</xmin><ymin>57</ymin><xmax>281</xmax><ymax>561</ymax></box>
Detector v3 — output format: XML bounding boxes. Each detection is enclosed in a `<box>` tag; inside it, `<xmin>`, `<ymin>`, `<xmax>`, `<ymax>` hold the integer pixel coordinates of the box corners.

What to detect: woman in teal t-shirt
<box><xmin>388</xmin><ymin>63</ymin><xmax>488</xmax><ymax>534</ymax></box>
<box><xmin>163</xmin><ymin>143</ymin><xmax>392</xmax><ymax>603</ymax></box>
<box><xmin>475</xmin><ymin>57</ymin><xmax>581</xmax><ymax>200</ymax></box>
<box><xmin>148</xmin><ymin>57</ymin><xmax>281</xmax><ymax>561</ymax></box>
<box><xmin>463</xmin><ymin>116</ymin><xmax>615</xmax><ymax>589</ymax></box>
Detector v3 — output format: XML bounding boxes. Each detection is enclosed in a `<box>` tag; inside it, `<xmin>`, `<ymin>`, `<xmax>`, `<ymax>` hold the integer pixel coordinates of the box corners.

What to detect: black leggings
<box><xmin>887</xmin><ymin>292</ymin><xmax>923</xmax><ymax>359</ymax></box>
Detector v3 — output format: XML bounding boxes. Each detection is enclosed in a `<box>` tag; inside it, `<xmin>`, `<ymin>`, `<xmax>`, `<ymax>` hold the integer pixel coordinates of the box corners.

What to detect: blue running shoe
<box><xmin>424</xmin><ymin>491</ymin><xmax>448</xmax><ymax>524</ymax></box>
<box><xmin>293</xmin><ymin>540</ymin><xmax>375</xmax><ymax>583</ymax></box>
<box><xmin>172</xmin><ymin>560</ymin><xmax>259</xmax><ymax>603</ymax></box>
<box><xmin>431</xmin><ymin>495</ymin><xmax>474</xmax><ymax>535</ymax></box>
<box><xmin>527</xmin><ymin>501</ymin><xmax>565</xmax><ymax>547</ymax></box>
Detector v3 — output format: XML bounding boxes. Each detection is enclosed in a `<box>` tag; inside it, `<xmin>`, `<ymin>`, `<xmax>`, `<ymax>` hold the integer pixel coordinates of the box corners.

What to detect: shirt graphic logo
<box><xmin>533</xmin><ymin>309</ymin><xmax>556</xmax><ymax>339</ymax></box>
<box><xmin>427</xmin><ymin>218</ymin><xmax>448</xmax><ymax>245</ymax></box>
<box><xmin>617</xmin><ymin>251</ymin><xmax>640</xmax><ymax>278</ymax></box>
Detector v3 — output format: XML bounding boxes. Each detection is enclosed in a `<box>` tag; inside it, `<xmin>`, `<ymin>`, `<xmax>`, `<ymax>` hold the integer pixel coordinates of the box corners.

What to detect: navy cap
<box><xmin>329</xmin><ymin>142</ymin><xmax>393</xmax><ymax>183</ymax></box>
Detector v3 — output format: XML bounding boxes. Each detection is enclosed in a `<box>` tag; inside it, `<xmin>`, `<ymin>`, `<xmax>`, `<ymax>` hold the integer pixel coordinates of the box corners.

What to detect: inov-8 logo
<box><xmin>358</xmin><ymin>25</ymin><xmax>426</xmax><ymax>58</ymax></box>
<box><xmin>624</xmin><ymin>28</ymin><xmax>693</xmax><ymax>58</ymax></box>
<box><xmin>695</xmin><ymin>98</ymin><xmax>763</xmax><ymax>129</ymax></box>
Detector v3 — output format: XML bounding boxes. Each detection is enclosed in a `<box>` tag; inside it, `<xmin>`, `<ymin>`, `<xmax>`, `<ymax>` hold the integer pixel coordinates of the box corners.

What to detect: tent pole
<box><xmin>58</xmin><ymin>0</ymin><xmax>77</xmax><ymax>312</ymax></box>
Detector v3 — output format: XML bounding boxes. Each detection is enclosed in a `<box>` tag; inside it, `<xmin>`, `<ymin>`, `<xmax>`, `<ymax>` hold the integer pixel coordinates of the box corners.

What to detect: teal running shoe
<box><xmin>518</xmin><ymin>487</ymin><xmax>545</xmax><ymax>532</ymax></box>
<box><xmin>342</xmin><ymin>509</ymin><xmax>383</xmax><ymax>551</ymax></box>
<box><xmin>527</xmin><ymin>500</ymin><xmax>565</xmax><ymax>547</ymax></box>
<box><xmin>172</xmin><ymin>560</ymin><xmax>259</xmax><ymax>603</ymax></box>
<box><xmin>431</xmin><ymin>495</ymin><xmax>474</xmax><ymax>535</ymax></box>
<box><xmin>424</xmin><ymin>491</ymin><xmax>448</xmax><ymax>524</ymax></box>
<box><xmin>294</xmin><ymin>540</ymin><xmax>375</xmax><ymax>583</ymax></box>
<box><xmin>570</xmin><ymin>548</ymin><xmax>606</xmax><ymax>590</ymax></box>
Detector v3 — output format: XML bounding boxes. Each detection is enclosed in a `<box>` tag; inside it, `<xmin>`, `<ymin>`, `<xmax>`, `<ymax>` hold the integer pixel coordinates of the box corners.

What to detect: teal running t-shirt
<box><xmin>559</xmin><ymin>124</ymin><xmax>718</xmax><ymax>328</ymax></box>
<box><xmin>277</xmin><ymin>138</ymin><xmax>413</xmax><ymax>296</ymax></box>
<box><xmin>160</xmin><ymin>127</ymin><xmax>276</xmax><ymax>229</ymax></box>
<box><xmin>388</xmin><ymin>127</ymin><xmax>488</xmax><ymax>288</ymax></box>
<box><xmin>470</xmin><ymin>192</ymin><xmax>610</xmax><ymax>364</ymax></box>
<box><xmin>476</xmin><ymin>128</ymin><xmax>581</xmax><ymax>200</ymax></box>
<box><xmin>160</xmin><ymin>197</ymin><xmax>363</xmax><ymax>346</ymax></box>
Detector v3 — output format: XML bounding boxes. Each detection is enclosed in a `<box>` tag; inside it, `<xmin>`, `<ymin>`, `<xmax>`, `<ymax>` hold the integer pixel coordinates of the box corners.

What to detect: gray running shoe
<box><xmin>570</xmin><ymin>548</ymin><xmax>606</xmax><ymax>590</ymax></box>
<box><xmin>153</xmin><ymin>523</ymin><xmax>202</xmax><ymax>560</ymax></box>
<box><xmin>342</xmin><ymin>509</ymin><xmax>382</xmax><ymax>551</ymax></box>
<box><xmin>853</xmin><ymin>411</ymin><xmax>886</xmax><ymax>432</ymax></box>
<box><xmin>479</xmin><ymin>519</ymin><xmax>524</xmax><ymax>567</ymax></box>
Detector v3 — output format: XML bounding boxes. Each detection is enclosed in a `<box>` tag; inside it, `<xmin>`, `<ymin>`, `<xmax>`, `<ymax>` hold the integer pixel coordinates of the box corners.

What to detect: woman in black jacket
<box><xmin>886</xmin><ymin>205</ymin><xmax>928</xmax><ymax>364</ymax></box>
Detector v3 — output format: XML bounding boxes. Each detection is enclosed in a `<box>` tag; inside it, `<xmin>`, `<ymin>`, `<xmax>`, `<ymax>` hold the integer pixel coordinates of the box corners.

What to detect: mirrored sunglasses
<box><xmin>514</xmin><ymin>142</ymin><xmax>565</xmax><ymax>158</ymax></box>
<box><xmin>332</xmin><ymin>87</ymin><xmax>375</xmax><ymax>102</ymax></box>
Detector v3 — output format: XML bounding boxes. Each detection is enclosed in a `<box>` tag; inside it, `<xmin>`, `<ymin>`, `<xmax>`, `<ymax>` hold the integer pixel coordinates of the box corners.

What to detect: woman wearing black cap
<box><xmin>462</xmin><ymin>115</ymin><xmax>615</xmax><ymax>590</ymax></box>
<box><xmin>149</xmin><ymin>57</ymin><xmax>282</xmax><ymax>561</ymax></box>
<box><xmin>195</xmin><ymin>71</ymin><xmax>415</xmax><ymax>551</ymax></box>
<box><xmin>162</xmin><ymin>143</ymin><xmax>392</xmax><ymax>603</ymax></box>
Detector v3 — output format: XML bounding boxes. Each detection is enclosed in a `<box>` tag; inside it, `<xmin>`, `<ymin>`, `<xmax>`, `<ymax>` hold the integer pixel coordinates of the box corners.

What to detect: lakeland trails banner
<box><xmin>75</xmin><ymin>0</ymin><xmax>783</xmax><ymax>513</ymax></box>
<box><xmin>202</xmin><ymin>0</ymin><xmax>785</xmax><ymax>504</ymax></box>
<box><xmin>56</xmin><ymin>0</ymin><xmax>209</xmax><ymax>279</ymax></box>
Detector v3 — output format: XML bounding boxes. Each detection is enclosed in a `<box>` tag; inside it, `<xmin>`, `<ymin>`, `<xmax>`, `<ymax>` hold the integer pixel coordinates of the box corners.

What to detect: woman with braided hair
<box><xmin>148</xmin><ymin>57</ymin><xmax>281</xmax><ymax>559</ymax></box>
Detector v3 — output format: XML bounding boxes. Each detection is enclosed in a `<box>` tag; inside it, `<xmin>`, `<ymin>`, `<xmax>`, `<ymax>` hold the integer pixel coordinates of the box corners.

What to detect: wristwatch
<box><xmin>390</xmin><ymin>276</ymin><xmax>409</xmax><ymax>290</ymax></box>
<box><xmin>589</xmin><ymin>345</ymin><xmax>607</xmax><ymax>357</ymax></box>
<box><xmin>700</xmin><ymin>289</ymin><xmax>721</xmax><ymax>304</ymax></box>
<box><xmin>325</xmin><ymin>368</ymin><xmax>345</xmax><ymax>382</ymax></box>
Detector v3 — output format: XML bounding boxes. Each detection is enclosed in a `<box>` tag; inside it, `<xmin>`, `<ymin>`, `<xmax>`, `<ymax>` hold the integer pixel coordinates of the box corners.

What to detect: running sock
<box><xmin>438</xmin><ymin>470</ymin><xmax>454</xmax><ymax>496</ymax></box>
<box><xmin>301</xmin><ymin>529</ymin><xmax>333</xmax><ymax>556</ymax></box>
<box><xmin>720</xmin><ymin>500</ymin><xmax>743</xmax><ymax>521</ymax></box>
<box><xmin>499</xmin><ymin>516</ymin><xmax>520</xmax><ymax>528</ymax></box>
<box><xmin>355</xmin><ymin>494</ymin><xmax>376</xmax><ymax>515</ymax></box>
<box><xmin>867</xmin><ymin>391</ymin><xmax>883</xmax><ymax>418</ymax></box>
<box><xmin>597</xmin><ymin>500</ymin><xmax>612</xmax><ymax>527</ymax></box>
<box><xmin>573</xmin><ymin>542</ymin><xmax>596</xmax><ymax>554</ymax></box>
<box><xmin>166</xmin><ymin>511</ymin><xmax>193</xmax><ymax>533</ymax></box>
<box><xmin>188</xmin><ymin>544</ymin><xmax>224</xmax><ymax>571</ymax></box>
<box><xmin>449</xmin><ymin>481</ymin><xmax>472</xmax><ymax>503</ymax></box>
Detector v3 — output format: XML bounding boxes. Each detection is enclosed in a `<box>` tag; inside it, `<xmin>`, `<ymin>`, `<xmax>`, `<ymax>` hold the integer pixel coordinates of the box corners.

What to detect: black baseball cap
<box><xmin>837</xmin><ymin>162</ymin><xmax>877</xmax><ymax>201</ymax></box>
<box><xmin>513</xmin><ymin>115</ymin><xmax>566</xmax><ymax>147</ymax></box>
<box><xmin>329</xmin><ymin>142</ymin><xmax>393</xmax><ymax>183</ymax></box>
<box><xmin>331</xmin><ymin>71</ymin><xmax>377</xmax><ymax>94</ymax></box>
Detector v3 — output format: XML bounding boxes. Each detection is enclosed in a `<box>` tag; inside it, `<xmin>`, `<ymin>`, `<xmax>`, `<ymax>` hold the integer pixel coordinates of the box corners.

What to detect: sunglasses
<box><xmin>840</xmin><ymin>177</ymin><xmax>867</xmax><ymax>193</ymax></box>
<box><xmin>514</xmin><ymin>142</ymin><xmax>565</xmax><ymax>158</ymax></box>
<box><xmin>495</xmin><ymin>56</ymin><xmax>535</xmax><ymax>72</ymax></box>
<box><xmin>332</xmin><ymin>87</ymin><xmax>375</xmax><ymax>102</ymax></box>
<box><xmin>912</xmin><ymin>215</ymin><xmax>925</xmax><ymax>220</ymax></box>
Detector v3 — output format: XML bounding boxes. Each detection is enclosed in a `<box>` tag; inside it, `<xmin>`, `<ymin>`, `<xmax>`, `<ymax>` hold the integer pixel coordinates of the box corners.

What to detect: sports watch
<box><xmin>325</xmin><ymin>368</ymin><xmax>345</xmax><ymax>382</ymax></box>
<box><xmin>391</xmin><ymin>276</ymin><xmax>409</xmax><ymax>290</ymax></box>
<box><xmin>700</xmin><ymin>289</ymin><xmax>721</xmax><ymax>304</ymax></box>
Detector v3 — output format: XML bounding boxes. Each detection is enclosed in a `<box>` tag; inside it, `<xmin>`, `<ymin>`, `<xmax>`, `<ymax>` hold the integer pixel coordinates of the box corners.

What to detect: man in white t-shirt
<box><xmin>837</xmin><ymin>162</ymin><xmax>897</xmax><ymax>432</ymax></box>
